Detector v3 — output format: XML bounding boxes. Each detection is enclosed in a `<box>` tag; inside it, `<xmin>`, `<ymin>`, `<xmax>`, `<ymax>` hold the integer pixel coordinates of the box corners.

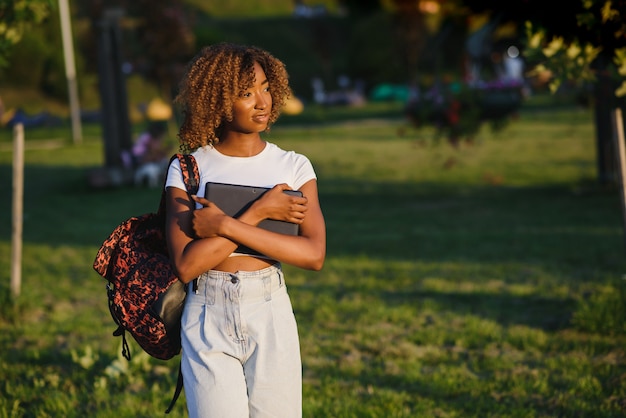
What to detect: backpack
<box><xmin>92</xmin><ymin>153</ymin><xmax>199</xmax><ymax>413</ymax></box>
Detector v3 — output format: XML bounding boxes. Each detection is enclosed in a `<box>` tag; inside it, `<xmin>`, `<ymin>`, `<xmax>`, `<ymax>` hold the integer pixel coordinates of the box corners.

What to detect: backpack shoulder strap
<box><xmin>165</xmin><ymin>361</ymin><xmax>184</xmax><ymax>414</ymax></box>
<box><xmin>161</xmin><ymin>154</ymin><xmax>199</xmax><ymax>413</ymax></box>
<box><xmin>157</xmin><ymin>153</ymin><xmax>200</xmax><ymax>215</ymax></box>
<box><xmin>176</xmin><ymin>153</ymin><xmax>200</xmax><ymax>195</ymax></box>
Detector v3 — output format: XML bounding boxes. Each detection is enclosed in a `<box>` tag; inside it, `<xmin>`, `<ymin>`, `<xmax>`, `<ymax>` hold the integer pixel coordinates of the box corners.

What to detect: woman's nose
<box><xmin>255</xmin><ymin>93</ymin><xmax>269</xmax><ymax>109</ymax></box>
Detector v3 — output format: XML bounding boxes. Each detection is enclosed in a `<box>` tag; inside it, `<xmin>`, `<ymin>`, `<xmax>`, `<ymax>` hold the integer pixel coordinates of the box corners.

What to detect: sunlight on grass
<box><xmin>1</xmin><ymin>106</ymin><xmax>625</xmax><ymax>416</ymax></box>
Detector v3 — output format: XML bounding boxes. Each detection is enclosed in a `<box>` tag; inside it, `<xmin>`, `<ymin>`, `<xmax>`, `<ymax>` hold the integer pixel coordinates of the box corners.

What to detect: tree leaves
<box><xmin>0</xmin><ymin>0</ymin><xmax>54</xmax><ymax>68</ymax></box>
<box><xmin>523</xmin><ymin>0</ymin><xmax>624</xmax><ymax>99</ymax></box>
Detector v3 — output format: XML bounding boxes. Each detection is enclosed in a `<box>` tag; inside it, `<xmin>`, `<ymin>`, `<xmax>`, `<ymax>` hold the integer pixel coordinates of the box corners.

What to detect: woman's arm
<box><xmin>165</xmin><ymin>186</ymin><xmax>238</xmax><ymax>283</ymax></box>
<box><xmin>193</xmin><ymin>179</ymin><xmax>326</xmax><ymax>271</ymax></box>
<box><xmin>166</xmin><ymin>181</ymin><xmax>317</xmax><ymax>282</ymax></box>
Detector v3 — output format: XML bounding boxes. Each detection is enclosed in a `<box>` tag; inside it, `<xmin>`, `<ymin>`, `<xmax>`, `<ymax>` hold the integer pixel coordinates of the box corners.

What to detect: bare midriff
<box><xmin>212</xmin><ymin>255</ymin><xmax>275</xmax><ymax>273</ymax></box>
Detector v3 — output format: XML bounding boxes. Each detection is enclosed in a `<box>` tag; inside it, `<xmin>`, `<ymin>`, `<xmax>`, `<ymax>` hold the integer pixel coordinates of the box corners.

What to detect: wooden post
<box><xmin>59</xmin><ymin>0</ymin><xmax>82</xmax><ymax>144</ymax></box>
<box><xmin>612</xmin><ymin>108</ymin><xmax>626</xmax><ymax>251</ymax></box>
<box><xmin>11</xmin><ymin>123</ymin><xmax>24</xmax><ymax>298</ymax></box>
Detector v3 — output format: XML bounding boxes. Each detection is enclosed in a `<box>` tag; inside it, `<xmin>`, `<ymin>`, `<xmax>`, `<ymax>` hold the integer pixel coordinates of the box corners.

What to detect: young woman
<box><xmin>165</xmin><ymin>43</ymin><xmax>326</xmax><ymax>417</ymax></box>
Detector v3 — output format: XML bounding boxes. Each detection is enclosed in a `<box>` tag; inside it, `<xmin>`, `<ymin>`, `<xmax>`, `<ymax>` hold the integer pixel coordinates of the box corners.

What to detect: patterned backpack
<box><xmin>93</xmin><ymin>154</ymin><xmax>199</xmax><ymax>360</ymax></box>
<box><xmin>92</xmin><ymin>153</ymin><xmax>199</xmax><ymax>412</ymax></box>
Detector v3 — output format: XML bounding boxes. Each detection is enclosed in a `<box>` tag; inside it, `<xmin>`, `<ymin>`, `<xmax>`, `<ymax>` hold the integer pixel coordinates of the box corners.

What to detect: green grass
<box><xmin>1</xmin><ymin>103</ymin><xmax>625</xmax><ymax>417</ymax></box>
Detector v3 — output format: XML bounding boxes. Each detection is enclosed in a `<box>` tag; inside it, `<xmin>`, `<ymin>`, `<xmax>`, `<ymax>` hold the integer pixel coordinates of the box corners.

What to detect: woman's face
<box><xmin>226</xmin><ymin>61</ymin><xmax>272</xmax><ymax>134</ymax></box>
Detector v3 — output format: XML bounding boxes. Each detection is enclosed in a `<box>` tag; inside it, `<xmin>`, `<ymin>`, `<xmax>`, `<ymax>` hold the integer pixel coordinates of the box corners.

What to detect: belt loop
<box><xmin>263</xmin><ymin>275</ymin><xmax>271</xmax><ymax>301</ymax></box>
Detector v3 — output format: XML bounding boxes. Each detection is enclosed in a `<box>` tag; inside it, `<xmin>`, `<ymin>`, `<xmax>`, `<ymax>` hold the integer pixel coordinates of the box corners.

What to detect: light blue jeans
<box><xmin>181</xmin><ymin>263</ymin><xmax>302</xmax><ymax>418</ymax></box>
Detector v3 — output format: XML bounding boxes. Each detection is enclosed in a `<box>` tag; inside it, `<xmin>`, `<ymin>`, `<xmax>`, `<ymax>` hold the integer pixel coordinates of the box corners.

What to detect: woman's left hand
<box><xmin>191</xmin><ymin>195</ymin><xmax>229</xmax><ymax>238</ymax></box>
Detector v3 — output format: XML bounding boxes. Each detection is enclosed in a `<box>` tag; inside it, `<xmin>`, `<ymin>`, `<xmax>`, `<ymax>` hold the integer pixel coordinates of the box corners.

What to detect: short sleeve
<box><xmin>165</xmin><ymin>158</ymin><xmax>185</xmax><ymax>191</ymax></box>
<box><xmin>293</xmin><ymin>154</ymin><xmax>316</xmax><ymax>190</ymax></box>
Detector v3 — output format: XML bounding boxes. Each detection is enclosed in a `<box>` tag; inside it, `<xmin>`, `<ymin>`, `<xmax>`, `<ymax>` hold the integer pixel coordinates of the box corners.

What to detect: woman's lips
<box><xmin>252</xmin><ymin>114</ymin><xmax>269</xmax><ymax>123</ymax></box>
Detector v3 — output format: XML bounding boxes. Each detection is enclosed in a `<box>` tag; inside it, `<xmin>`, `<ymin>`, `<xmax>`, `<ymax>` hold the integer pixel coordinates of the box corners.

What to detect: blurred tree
<box><xmin>0</xmin><ymin>0</ymin><xmax>55</xmax><ymax>121</ymax></box>
<box><xmin>0</xmin><ymin>0</ymin><xmax>54</xmax><ymax>69</ymax></box>
<box><xmin>128</xmin><ymin>0</ymin><xmax>195</xmax><ymax>100</ymax></box>
<box><xmin>462</xmin><ymin>0</ymin><xmax>626</xmax><ymax>184</ymax></box>
<box><xmin>77</xmin><ymin>0</ymin><xmax>195</xmax><ymax>101</ymax></box>
<box><xmin>387</xmin><ymin>0</ymin><xmax>427</xmax><ymax>82</ymax></box>
<box><xmin>341</xmin><ymin>0</ymin><xmax>432</xmax><ymax>82</ymax></box>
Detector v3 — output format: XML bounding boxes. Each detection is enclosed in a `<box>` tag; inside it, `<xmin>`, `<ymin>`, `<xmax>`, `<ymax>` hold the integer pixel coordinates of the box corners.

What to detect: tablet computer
<box><xmin>204</xmin><ymin>182</ymin><xmax>303</xmax><ymax>256</ymax></box>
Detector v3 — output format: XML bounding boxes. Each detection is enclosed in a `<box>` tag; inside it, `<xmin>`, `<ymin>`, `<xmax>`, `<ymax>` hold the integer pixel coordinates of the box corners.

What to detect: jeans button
<box><xmin>231</xmin><ymin>277</ymin><xmax>238</xmax><ymax>284</ymax></box>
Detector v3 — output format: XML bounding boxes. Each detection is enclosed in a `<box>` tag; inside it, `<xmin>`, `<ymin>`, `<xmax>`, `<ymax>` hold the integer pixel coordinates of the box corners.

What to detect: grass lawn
<box><xmin>0</xmin><ymin>102</ymin><xmax>625</xmax><ymax>417</ymax></box>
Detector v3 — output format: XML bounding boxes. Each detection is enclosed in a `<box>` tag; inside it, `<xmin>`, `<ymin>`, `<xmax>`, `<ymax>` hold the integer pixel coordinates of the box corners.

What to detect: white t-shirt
<box><xmin>166</xmin><ymin>141</ymin><xmax>316</xmax><ymax>207</ymax></box>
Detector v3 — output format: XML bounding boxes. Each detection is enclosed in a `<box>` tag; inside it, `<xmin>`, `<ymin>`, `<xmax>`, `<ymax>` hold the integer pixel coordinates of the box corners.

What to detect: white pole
<box><xmin>11</xmin><ymin>123</ymin><xmax>24</xmax><ymax>298</ymax></box>
<box><xmin>59</xmin><ymin>0</ymin><xmax>82</xmax><ymax>144</ymax></box>
<box><xmin>612</xmin><ymin>108</ymin><xmax>626</xmax><ymax>251</ymax></box>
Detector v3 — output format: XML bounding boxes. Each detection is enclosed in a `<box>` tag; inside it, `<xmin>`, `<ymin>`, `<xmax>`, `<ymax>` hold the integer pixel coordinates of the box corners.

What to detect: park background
<box><xmin>1</xmin><ymin>0</ymin><xmax>626</xmax><ymax>417</ymax></box>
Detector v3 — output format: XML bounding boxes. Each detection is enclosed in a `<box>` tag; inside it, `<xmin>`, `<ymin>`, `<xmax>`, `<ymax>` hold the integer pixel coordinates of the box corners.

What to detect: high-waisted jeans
<box><xmin>181</xmin><ymin>263</ymin><xmax>302</xmax><ymax>418</ymax></box>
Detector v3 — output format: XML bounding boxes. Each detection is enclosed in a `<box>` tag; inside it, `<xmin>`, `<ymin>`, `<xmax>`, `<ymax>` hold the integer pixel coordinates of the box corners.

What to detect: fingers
<box><xmin>289</xmin><ymin>211</ymin><xmax>306</xmax><ymax>224</ymax></box>
<box><xmin>273</xmin><ymin>183</ymin><xmax>290</xmax><ymax>192</ymax></box>
<box><xmin>291</xmin><ymin>201</ymin><xmax>308</xmax><ymax>213</ymax></box>
<box><xmin>286</xmin><ymin>200</ymin><xmax>308</xmax><ymax>224</ymax></box>
<box><xmin>273</xmin><ymin>184</ymin><xmax>306</xmax><ymax>200</ymax></box>
<box><xmin>192</xmin><ymin>195</ymin><xmax>211</xmax><ymax>207</ymax></box>
<box><xmin>293</xmin><ymin>195</ymin><xmax>308</xmax><ymax>206</ymax></box>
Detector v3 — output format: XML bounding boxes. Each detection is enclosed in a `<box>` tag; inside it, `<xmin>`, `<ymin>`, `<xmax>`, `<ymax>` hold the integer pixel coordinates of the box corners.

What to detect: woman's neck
<box><xmin>215</xmin><ymin>134</ymin><xmax>266</xmax><ymax>157</ymax></box>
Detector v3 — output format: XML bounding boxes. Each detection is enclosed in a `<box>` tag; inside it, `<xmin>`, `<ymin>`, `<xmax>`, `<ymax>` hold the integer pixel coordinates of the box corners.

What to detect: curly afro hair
<box><xmin>174</xmin><ymin>43</ymin><xmax>291</xmax><ymax>152</ymax></box>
